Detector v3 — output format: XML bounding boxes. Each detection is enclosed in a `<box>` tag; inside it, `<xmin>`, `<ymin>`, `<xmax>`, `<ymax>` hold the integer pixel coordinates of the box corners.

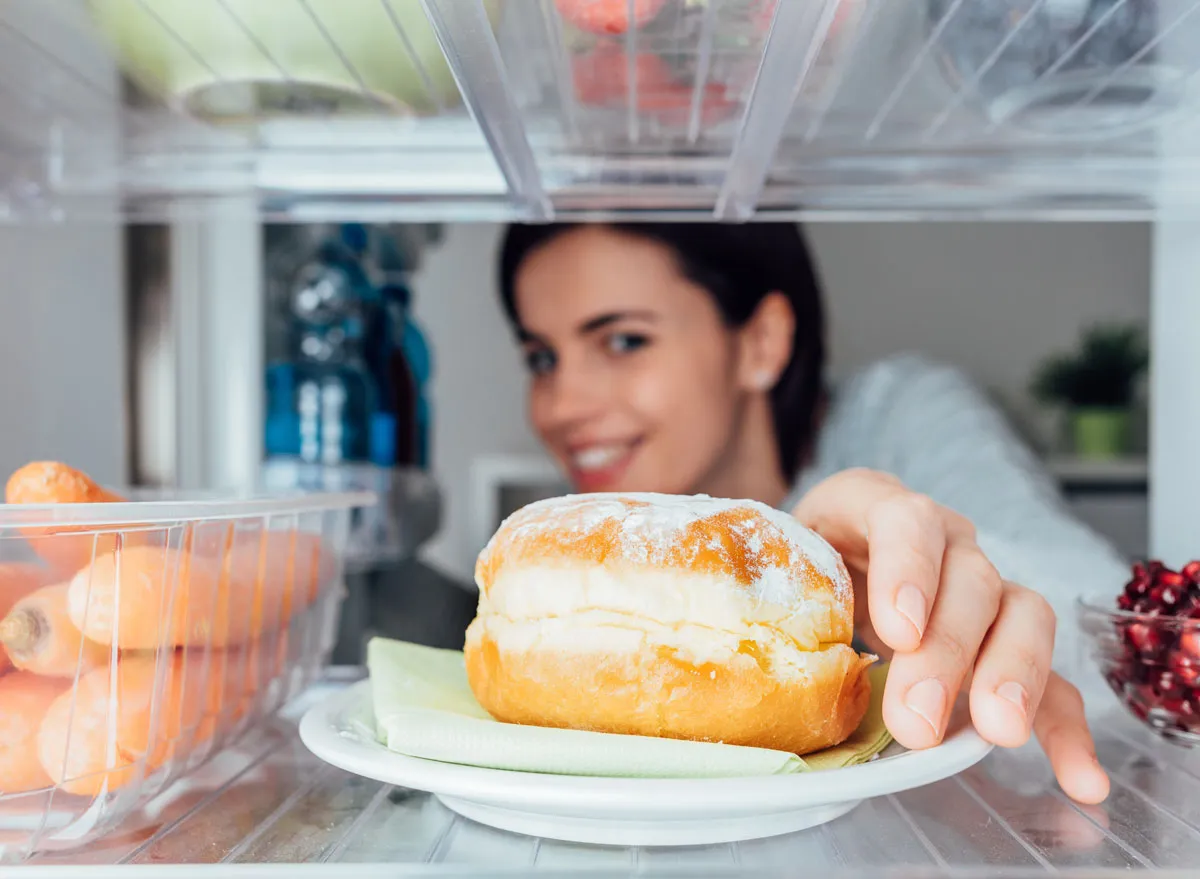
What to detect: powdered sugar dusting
<box><xmin>481</xmin><ymin>492</ymin><xmax>851</xmax><ymax>608</ymax></box>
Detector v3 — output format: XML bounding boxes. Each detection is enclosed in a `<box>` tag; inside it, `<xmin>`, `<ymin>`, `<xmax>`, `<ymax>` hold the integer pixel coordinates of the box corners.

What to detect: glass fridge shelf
<box><xmin>0</xmin><ymin>0</ymin><xmax>1197</xmax><ymax>222</ymax></box>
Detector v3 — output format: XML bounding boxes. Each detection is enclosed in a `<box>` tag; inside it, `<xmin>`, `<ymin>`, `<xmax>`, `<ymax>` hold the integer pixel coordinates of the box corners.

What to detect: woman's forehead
<box><xmin>512</xmin><ymin>227</ymin><xmax>714</xmax><ymax>334</ymax></box>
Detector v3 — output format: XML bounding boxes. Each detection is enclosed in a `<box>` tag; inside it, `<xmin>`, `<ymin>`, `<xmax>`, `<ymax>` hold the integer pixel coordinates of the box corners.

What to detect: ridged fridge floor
<box><xmin>22</xmin><ymin>672</ymin><xmax>1200</xmax><ymax>876</ymax></box>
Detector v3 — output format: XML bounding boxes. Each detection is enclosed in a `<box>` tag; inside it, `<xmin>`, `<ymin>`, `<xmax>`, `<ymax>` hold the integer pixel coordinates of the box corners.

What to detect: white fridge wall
<box><xmin>0</xmin><ymin>222</ymin><xmax>126</xmax><ymax>484</ymax></box>
<box><xmin>0</xmin><ymin>0</ymin><xmax>124</xmax><ymax>487</ymax></box>
<box><xmin>413</xmin><ymin>221</ymin><xmax>1151</xmax><ymax>584</ymax></box>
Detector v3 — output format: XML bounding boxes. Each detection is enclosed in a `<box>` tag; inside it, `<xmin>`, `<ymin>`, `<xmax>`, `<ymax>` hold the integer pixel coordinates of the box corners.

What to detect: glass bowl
<box><xmin>1078</xmin><ymin>577</ymin><xmax>1200</xmax><ymax>747</ymax></box>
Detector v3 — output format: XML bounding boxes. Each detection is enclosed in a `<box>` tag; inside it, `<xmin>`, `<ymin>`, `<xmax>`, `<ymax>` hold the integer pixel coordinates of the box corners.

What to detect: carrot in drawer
<box><xmin>65</xmin><ymin>531</ymin><xmax>329</xmax><ymax>651</ymax></box>
<box><xmin>5</xmin><ymin>461</ymin><xmax>132</xmax><ymax>577</ymax></box>
<box><xmin>36</xmin><ymin>650</ymin><xmax>233</xmax><ymax>798</ymax></box>
<box><xmin>0</xmin><ymin>583</ymin><xmax>110</xmax><ymax>677</ymax></box>
<box><xmin>0</xmin><ymin>563</ymin><xmax>55</xmax><ymax>674</ymax></box>
<box><xmin>0</xmin><ymin>673</ymin><xmax>70</xmax><ymax>794</ymax></box>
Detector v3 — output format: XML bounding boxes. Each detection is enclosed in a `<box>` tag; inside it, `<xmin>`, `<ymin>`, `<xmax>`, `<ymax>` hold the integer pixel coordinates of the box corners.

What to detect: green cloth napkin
<box><xmin>366</xmin><ymin>636</ymin><xmax>892</xmax><ymax>779</ymax></box>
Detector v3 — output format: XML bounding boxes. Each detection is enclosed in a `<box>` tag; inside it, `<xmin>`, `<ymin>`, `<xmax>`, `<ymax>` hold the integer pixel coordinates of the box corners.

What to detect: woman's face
<box><xmin>512</xmin><ymin>226</ymin><xmax>774</xmax><ymax>497</ymax></box>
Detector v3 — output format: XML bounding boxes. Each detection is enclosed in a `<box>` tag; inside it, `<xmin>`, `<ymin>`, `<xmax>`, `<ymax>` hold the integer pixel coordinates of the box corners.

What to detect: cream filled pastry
<box><xmin>465</xmin><ymin>492</ymin><xmax>876</xmax><ymax>755</ymax></box>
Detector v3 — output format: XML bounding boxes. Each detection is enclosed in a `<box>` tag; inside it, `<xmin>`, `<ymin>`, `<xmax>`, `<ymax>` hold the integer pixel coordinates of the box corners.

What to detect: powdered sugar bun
<box><xmin>466</xmin><ymin>492</ymin><xmax>875</xmax><ymax>756</ymax></box>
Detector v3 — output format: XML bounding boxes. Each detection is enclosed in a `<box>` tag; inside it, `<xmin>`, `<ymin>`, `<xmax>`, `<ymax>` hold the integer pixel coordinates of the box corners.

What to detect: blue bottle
<box><xmin>381</xmin><ymin>276</ymin><xmax>433</xmax><ymax>469</ymax></box>
<box><xmin>264</xmin><ymin>228</ymin><xmax>379</xmax><ymax>465</ymax></box>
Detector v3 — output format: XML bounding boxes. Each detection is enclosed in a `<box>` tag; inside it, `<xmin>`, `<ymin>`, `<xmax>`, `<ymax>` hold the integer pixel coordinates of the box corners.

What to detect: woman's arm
<box><xmin>807</xmin><ymin>353</ymin><xmax>1132</xmax><ymax>674</ymax></box>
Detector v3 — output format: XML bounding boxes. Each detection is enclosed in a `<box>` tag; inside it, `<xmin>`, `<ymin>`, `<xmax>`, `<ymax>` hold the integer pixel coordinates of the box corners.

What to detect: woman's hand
<box><xmin>793</xmin><ymin>468</ymin><xmax>1110</xmax><ymax>805</ymax></box>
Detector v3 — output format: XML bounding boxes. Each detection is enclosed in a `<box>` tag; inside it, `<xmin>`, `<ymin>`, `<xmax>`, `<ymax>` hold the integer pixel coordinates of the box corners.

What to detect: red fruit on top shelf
<box><xmin>573</xmin><ymin>47</ymin><xmax>673</xmax><ymax>105</ymax></box>
<box><xmin>555</xmin><ymin>0</ymin><xmax>668</xmax><ymax>35</ymax></box>
<box><xmin>572</xmin><ymin>45</ymin><xmax>737</xmax><ymax>126</ymax></box>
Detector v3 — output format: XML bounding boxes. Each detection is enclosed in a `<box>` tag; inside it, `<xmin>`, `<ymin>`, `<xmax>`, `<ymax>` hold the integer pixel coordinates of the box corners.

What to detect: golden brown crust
<box><xmin>475</xmin><ymin>494</ymin><xmax>853</xmax><ymax>623</ymax></box>
<box><xmin>465</xmin><ymin>623</ymin><xmax>874</xmax><ymax>756</ymax></box>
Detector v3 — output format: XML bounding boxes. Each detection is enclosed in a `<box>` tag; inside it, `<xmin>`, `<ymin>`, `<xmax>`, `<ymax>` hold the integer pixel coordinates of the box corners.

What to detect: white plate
<box><xmin>299</xmin><ymin>680</ymin><xmax>993</xmax><ymax>847</ymax></box>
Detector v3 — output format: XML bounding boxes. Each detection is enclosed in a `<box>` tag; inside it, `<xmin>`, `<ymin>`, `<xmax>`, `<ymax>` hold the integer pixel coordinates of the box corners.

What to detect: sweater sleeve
<box><xmin>806</xmin><ymin>354</ymin><xmax>1131</xmax><ymax>676</ymax></box>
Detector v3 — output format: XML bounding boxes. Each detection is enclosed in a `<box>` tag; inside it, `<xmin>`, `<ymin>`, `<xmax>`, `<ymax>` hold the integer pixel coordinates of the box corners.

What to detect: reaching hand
<box><xmin>793</xmin><ymin>468</ymin><xmax>1110</xmax><ymax>805</ymax></box>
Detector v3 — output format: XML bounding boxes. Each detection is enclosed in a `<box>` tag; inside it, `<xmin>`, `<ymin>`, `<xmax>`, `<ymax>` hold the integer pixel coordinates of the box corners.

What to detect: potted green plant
<box><xmin>1031</xmin><ymin>324</ymin><xmax>1149</xmax><ymax>459</ymax></box>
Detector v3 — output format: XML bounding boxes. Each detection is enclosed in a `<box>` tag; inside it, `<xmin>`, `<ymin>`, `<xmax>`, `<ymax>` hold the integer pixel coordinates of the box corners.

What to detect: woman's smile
<box><xmin>565</xmin><ymin>438</ymin><xmax>644</xmax><ymax>492</ymax></box>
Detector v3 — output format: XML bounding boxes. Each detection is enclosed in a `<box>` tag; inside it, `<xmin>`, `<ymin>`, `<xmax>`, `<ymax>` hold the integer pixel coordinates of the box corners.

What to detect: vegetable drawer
<box><xmin>0</xmin><ymin>482</ymin><xmax>374</xmax><ymax>863</ymax></box>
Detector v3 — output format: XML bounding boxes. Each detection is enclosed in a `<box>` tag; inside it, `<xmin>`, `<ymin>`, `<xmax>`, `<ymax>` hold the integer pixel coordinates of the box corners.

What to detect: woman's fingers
<box><xmin>863</xmin><ymin>494</ymin><xmax>946</xmax><ymax>652</ymax></box>
<box><xmin>1033</xmin><ymin>672</ymin><xmax>1111</xmax><ymax>805</ymax></box>
<box><xmin>794</xmin><ymin>469</ymin><xmax>945</xmax><ymax>653</ymax></box>
<box><xmin>793</xmin><ymin>468</ymin><xmax>903</xmax><ymax>570</ymax></box>
<box><xmin>968</xmin><ymin>582</ymin><xmax>1056</xmax><ymax>748</ymax></box>
<box><xmin>882</xmin><ymin>539</ymin><xmax>1003</xmax><ymax>750</ymax></box>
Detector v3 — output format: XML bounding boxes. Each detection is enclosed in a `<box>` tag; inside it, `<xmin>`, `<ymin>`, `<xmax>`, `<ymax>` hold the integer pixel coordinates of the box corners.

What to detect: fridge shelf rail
<box><xmin>0</xmin><ymin>0</ymin><xmax>1198</xmax><ymax>221</ymax></box>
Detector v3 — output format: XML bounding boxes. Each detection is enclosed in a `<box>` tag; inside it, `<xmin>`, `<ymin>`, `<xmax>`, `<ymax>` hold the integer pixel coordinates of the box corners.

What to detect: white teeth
<box><xmin>573</xmin><ymin>446</ymin><xmax>627</xmax><ymax>471</ymax></box>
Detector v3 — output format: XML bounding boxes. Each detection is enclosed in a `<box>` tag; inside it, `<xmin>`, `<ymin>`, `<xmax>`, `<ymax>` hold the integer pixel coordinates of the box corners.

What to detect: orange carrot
<box><xmin>5</xmin><ymin>462</ymin><xmax>131</xmax><ymax>577</ymax></box>
<box><xmin>0</xmin><ymin>583</ymin><xmax>110</xmax><ymax>677</ymax></box>
<box><xmin>0</xmin><ymin>673</ymin><xmax>70</xmax><ymax>794</ymax></box>
<box><xmin>0</xmin><ymin>563</ymin><xmax>56</xmax><ymax>675</ymax></box>
<box><xmin>36</xmin><ymin>650</ymin><xmax>227</xmax><ymax>798</ymax></box>
<box><xmin>65</xmin><ymin>531</ymin><xmax>330</xmax><ymax>651</ymax></box>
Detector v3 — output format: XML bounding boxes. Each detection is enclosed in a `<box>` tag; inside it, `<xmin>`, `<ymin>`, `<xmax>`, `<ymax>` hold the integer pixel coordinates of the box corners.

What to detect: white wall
<box><xmin>0</xmin><ymin>0</ymin><xmax>127</xmax><ymax>489</ymax></box>
<box><xmin>0</xmin><ymin>223</ymin><xmax>127</xmax><ymax>486</ymax></box>
<box><xmin>808</xmin><ymin>222</ymin><xmax>1152</xmax><ymax>437</ymax></box>
<box><xmin>412</xmin><ymin>224</ymin><xmax>544</xmax><ymax>580</ymax></box>
<box><xmin>413</xmin><ymin>222</ymin><xmax>1152</xmax><ymax>584</ymax></box>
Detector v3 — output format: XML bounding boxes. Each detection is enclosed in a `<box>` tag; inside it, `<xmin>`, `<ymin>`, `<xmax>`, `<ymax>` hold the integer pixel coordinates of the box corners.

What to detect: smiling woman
<box><xmin>495</xmin><ymin>221</ymin><xmax>1126</xmax><ymax>807</ymax></box>
<box><xmin>500</xmin><ymin>224</ymin><xmax>823</xmax><ymax>504</ymax></box>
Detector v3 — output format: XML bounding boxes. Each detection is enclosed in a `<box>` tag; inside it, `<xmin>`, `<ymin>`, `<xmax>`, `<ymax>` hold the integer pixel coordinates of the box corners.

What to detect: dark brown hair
<box><xmin>498</xmin><ymin>223</ymin><xmax>827</xmax><ymax>480</ymax></box>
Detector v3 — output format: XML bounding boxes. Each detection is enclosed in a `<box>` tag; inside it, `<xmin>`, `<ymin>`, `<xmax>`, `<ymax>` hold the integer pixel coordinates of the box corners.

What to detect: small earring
<box><xmin>755</xmin><ymin>371</ymin><xmax>775</xmax><ymax>390</ymax></box>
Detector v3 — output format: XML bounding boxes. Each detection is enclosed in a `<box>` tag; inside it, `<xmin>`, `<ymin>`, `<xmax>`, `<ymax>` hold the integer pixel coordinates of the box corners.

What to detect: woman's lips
<box><xmin>567</xmin><ymin>441</ymin><xmax>640</xmax><ymax>492</ymax></box>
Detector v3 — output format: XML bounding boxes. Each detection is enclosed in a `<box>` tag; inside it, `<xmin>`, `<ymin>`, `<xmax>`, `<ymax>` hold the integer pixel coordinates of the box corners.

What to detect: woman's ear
<box><xmin>737</xmin><ymin>291</ymin><xmax>795</xmax><ymax>393</ymax></box>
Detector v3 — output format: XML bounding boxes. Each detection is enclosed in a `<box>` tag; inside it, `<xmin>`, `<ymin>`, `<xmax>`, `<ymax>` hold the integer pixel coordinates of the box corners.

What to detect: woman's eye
<box><xmin>606</xmin><ymin>333</ymin><xmax>649</xmax><ymax>355</ymax></box>
<box><xmin>525</xmin><ymin>348</ymin><xmax>556</xmax><ymax>376</ymax></box>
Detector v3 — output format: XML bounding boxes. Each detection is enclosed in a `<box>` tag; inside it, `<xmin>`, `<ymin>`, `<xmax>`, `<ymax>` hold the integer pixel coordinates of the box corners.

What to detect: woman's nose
<box><xmin>540</xmin><ymin>358</ymin><xmax>608</xmax><ymax>430</ymax></box>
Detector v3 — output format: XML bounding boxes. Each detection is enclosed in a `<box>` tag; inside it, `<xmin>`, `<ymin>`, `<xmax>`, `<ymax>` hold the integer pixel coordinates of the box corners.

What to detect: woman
<box><xmin>498</xmin><ymin>221</ymin><xmax>1125</xmax><ymax>806</ymax></box>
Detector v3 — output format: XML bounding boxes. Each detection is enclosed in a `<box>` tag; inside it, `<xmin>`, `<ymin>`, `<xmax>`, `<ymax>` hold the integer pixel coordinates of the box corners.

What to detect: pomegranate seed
<box><xmin>1126</xmin><ymin>622</ymin><xmax>1164</xmax><ymax>656</ymax></box>
<box><xmin>1133</xmin><ymin>562</ymin><xmax>1149</xmax><ymax>580</ymax></box>
<box><xmin>1184</xmin><ymin>561</ymin><xmax>1200</xmax><ymax>583</ymax></box>
<box><xmin>1133</xmin><ymin>599</ymin><xmax>1162</xmax><ymax>615</ymax></box>
<box><xmin>1161</xmin><ymin>696</ymin><xmax>1189</xmax><ymax>716</ymax></box>
<box><xmin>1180</xmin><ymin>630</ymin><xmax>1200</xmax><ymax>659</ymax></box>
<box><xmin>1159</xmin><ymin>571</ymin><xmax>1188</xmax><ymax>590</ymax></box>
<box><xmin>1169</xmin><ymin>654</ymin><xmax>1200</xmax><ymax>687</ymax></box>
<box><xmin>1127</xmin><ymin>578</ymin><xmax>1151</xmax><ymax>598</ymax></box>
<box><xmin>1118</xmin><ymin>594</ymin><xmax>1134</xmax><ymax>611</ymax></box>
<box><xmin>1154</xmin><ymin>670</ymin><xmax>1184</xmax><ymax>699</ymax></box>
<box><xmin>1152</xmin><ymin>585</ymin><xmax>1184</xmax><ymax>608</ymax></box>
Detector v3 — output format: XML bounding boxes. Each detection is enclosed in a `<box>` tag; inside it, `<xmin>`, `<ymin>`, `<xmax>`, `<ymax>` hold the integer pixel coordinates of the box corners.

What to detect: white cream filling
<box><xmin>469</xmin><ymin>611</ymin><xmax>850</xmax><ymax>684</ymax></box>
<box><xmin>480</xmin><ymin>565</ymin><xmax>848</xmax><ymax>652</ymax></box>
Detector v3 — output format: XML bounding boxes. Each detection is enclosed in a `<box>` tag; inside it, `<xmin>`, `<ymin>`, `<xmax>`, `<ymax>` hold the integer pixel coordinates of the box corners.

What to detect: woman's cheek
<box><xmin>622</xmin><ymin>359</ymin><xmax>731</xmax><ymax>494</ymax></box>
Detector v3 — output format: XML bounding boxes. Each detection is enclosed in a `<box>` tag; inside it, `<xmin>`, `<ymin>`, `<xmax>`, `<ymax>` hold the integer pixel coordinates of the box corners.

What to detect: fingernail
<box><xmin>996</xmin><ymin>681</ymin><xmax>1029</xmax><ymax>720</ymax></box>
<box><xmin>894</xmin><ymin>583</ymin><xmax>927</xmax><ymax>638</ymax></box>
<box><xmin>904</xmin><ymin>678</ymin><xmax>947</xmax><ymax>737</ymax></box>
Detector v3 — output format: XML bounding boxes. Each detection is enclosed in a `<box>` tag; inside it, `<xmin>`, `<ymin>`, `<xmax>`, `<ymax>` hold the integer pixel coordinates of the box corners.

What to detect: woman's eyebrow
<box><xmin>578</xmin><ymin>310</ymin><xmax>659</xmax><ymax>334</ymax></box>
<box><xmin>516</xmin><ymin>327</ymin><xmax>547</xmax><ymax>346</ymax></box>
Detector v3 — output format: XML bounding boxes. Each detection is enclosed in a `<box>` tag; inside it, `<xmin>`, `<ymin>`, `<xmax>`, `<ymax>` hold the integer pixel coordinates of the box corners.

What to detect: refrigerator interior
<box><xmin>0</xmin><ymin>0</ymin><xmax>1198</xmax><ymax>870</ymax></box>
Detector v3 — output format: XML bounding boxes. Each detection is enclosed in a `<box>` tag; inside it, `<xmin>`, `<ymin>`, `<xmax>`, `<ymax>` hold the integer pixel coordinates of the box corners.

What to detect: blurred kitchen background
<box><xmin>0</xmin><ymin>219</ymin><xmax>1152</xmax><ymax>662</ymax></box>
